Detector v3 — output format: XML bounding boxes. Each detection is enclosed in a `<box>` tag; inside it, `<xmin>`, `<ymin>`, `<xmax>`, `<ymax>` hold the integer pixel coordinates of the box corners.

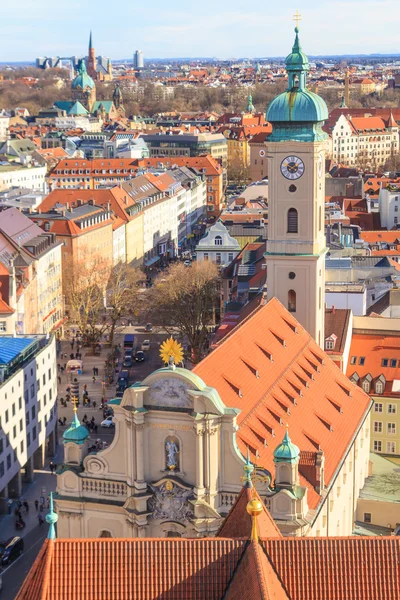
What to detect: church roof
<box><xmin>15</xmin><ymin>536</ymin><xmax>400</xmax><ymax>600</ymax></box>
<box><xmin>54</xmin><ymin>101</ymin><xmax>88</xmax><ymax>116</ymax></box>
<box><xmin>92</xmin><ymin>100</ymin><xmax>114</xmax><ymax>115</ymax></box>
<box><xmin>71</xmin><ymin>60</ymin><xmax>95</xmax><ymax>90</ymax></box>
<box><xmin>217</xmin><ymin>485</ymin><xmax>282</xmax><ymax>539</ymax></box>
<box><xmin>193</xmin><ymin>298</ymin><xmax>372</xmax><ymax>511</ymax></box>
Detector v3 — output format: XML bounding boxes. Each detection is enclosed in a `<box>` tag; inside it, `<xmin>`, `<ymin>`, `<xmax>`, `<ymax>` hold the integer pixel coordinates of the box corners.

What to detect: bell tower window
<box><xmin>288</xmin><ymin>289</ymin><xmax>296</xmax><ymax>313</ymax></box>
<box><xmin>287</xmin><ymin>208</ymin><xmax>298</xmax><ymax>233</ymax></box>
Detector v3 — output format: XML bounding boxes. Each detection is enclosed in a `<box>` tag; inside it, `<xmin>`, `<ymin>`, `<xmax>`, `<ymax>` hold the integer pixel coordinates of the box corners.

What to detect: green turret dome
<box><xmin>266</xmin><ymin>27</ymin><xmax>328</xmax><ymax>142</ymax></box>
<box><xmin>273</xmin><ymin>428</ymin><xmax>300</xmax><ymax>464</ymax></box>
<box><xmin>72</xmin><ymin>60</ymin><xmax>95</xmax><ymax>90</ymax></box>
<box><xmin>63</xmin><ymin>409</ymin><xmax>89</xmax><ymax>445</ymax></box>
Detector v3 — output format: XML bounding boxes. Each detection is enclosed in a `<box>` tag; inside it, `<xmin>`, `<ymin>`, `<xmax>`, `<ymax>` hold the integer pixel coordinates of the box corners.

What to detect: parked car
<box><xmin>135</xmin><ymin>351</ymin><xmax>145</xmax><ymax>362</ymax></box>
<box><xmin>101</xmin><ymin>417</ymin><xmax>114</xmax><ymax>428</ymax></box>
<box><xmin>145</xmin><ymin>323</ymin><xmax>153</xmax><ymax>332</ymax></box>
<box><xmin>184</xmin><ymin>260</ymin><xmax>192</xmax><ymax>267</ymax></box>
<box><xmin>1</xmin><ymin>537</ymin><xmax>24</xmax><ymax>565</ymax></box>
<box><xmin>116</xmin><ymin>370</ymin><xmax>129</xmax><ymax>392</ymax></box>
<box><xmin>122</xmin><ymin>356</ymin><xmax>133</xmax><ymax>368</ymax></box>
<box><xmin>124</xmin><ymin>348</ymin><xmax>134</xmax><ymax>357</ymax></box>
<box><xmin>141</xmin><ymin>340</ymin><xmax>151</xmax><ymax>351</ymax></box>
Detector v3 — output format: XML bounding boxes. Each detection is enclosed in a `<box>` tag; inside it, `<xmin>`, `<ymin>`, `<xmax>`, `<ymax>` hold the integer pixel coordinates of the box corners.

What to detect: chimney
<box><xmin>332</xmin><ymin>305</ymin><xmax>336</xmax><ymax>314</ymax></box>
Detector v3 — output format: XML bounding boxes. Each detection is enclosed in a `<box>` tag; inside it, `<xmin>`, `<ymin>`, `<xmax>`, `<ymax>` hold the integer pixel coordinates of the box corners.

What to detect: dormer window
<box><xmin>214</xmin><ymin>236</ymin><xmax>222</xmax><ymax>246</ymax></box>
<box><xmin>375</xmin><ymin>380</ymin><xmax>384</xmax><ymax>394</ymax></box>
<box><xmin>325</xmin><ymin>334</ymin><xmax>337</xmax><ymax>351</ymax></box>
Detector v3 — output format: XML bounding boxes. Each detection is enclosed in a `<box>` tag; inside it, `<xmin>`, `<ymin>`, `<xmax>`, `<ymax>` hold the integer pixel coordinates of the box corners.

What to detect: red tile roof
<box><xmin>218</xmin><ymin>485</ymin><xmax>282</xmax><ymax>539</ymax></box>
<box><xmin>194</xmin><ymin>298</ymin><xmax>372</xmax><ymax>510</ymax></box>
<box><xmin>16</xmin><ymin>536</ymin><xmax>400</xmax><ymax>600</ymax></box>
<box><xmin>263</xmin><ymin>537</ymin><xmax>400</xmax><ymax>600</ymax></box>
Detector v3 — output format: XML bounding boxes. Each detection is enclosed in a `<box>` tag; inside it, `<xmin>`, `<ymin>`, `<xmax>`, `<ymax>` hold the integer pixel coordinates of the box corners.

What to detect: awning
<box><xmin>145</xmin><ymin>255</ymin><xmax>161</xmax><ymax>267</ymax></box>
<box><xmin>51</xmin><ymin>317</ymin><xmax>68</xmax><ymax>331</ymax></box>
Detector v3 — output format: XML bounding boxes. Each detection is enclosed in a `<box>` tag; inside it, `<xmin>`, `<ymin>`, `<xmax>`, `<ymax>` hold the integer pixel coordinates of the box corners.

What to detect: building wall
<box><xmin>249</xmin><ymin>143</ymin><xmax>268</xmax><ymax>182</ymax></box>
<box><xmin>36</xmin><ymin>244</ymin><xmax>63</xmax><ymax>334</ymax></box>
<box><xmin>0</xmin><ymin>116</ymin><xmax>10</xmax><ymax>143</ymax></box>
<box><xmin>125</xmin><ymin>213</ymin><xmax>144</xmax><ymax>266</ymax></box>
<box><xmin>0</xmin><ymin>336</ymin><xmax>57</xmax><ymax>498</ymax></box>
<box><xmin>312</xmin><ymin>417</ymin><xmax>370</xmax><ymax>536</ymax></box>
<box><xmin>0</xmin><ymin>165</ymin><xmax>46</xmax><ymax>192</ymax></box>
<box><xmin>379</xmin><ymin>188</ymin><xmax>400</xmax><ymax>230</ymax></box>
<box><xmin>356</xmin><ymin>497</ymin><xmax>399</xmax><ymax>530</ymax></box>
<box><xmin>112</xmin><ymin>225</ymin><xmax>126</xmax><ymax>265</ymax></box>
<box><xmin>325</xmin><ymin>291</ymin><xmax>367</xmax><ymax>316</ymax></box>
<box><xmin>370</xmin><ymin>394</ymin><xmax>400</xmax><ymax>455</ymax></box>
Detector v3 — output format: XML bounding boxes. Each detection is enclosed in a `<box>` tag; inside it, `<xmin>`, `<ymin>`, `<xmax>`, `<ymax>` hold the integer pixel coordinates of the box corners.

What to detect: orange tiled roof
<box><xmin>361</xmin><ymin>231</ymin><xmax>400</xmax><ymax>244</ymax></box>
<box><xmin>218</xmin><ymin>485</ymin><xmax>282</xmax><ymax>539</ymax></box>
<box><xmin>16</xmin><ymin>536</ymin><xmax>400</xmax><ymax>600</ymax></box>
<box><xmin>346</xmin><ymin>332</ymin><xmax>400</xmax><ymax>393</ymax></box>
<box><xmin>194</xmin><ymin>298</ymin><xmax>372</xmax><ymax>510</ymax></box>
<box><xmin>0</xmin><ymin>296</ymin><xmax>14</xmax><ymax>314</ymax></box>
<box><xmin>139</xmin><ymin>155</ymin><xmax>223</xmax><ymax>176</ymax></box>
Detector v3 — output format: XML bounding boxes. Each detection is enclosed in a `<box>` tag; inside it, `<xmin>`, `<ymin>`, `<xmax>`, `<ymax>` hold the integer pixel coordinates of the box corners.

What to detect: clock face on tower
<box><xmin>280</xmin><ymin>156</ymin><xmax>305</xmax><ymax>180</ymax></box>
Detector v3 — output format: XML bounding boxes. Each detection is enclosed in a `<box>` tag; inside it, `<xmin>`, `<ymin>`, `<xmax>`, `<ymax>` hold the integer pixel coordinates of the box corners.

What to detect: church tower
<box><xmin>265</xmin><ymin>26</ymin><xmax>328</xmax><ymax>348</ymax></box>
<box><xmin>87</xmin><ymin>30</ymin><xmax>97</xmax><ymax>79</ymax></box>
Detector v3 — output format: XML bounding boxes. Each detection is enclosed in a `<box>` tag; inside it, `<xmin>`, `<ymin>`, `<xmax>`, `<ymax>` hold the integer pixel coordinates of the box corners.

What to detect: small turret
<box><xmin>246</xmin><ymin>94</ymin><xmax>255</xmax><ymax>114</ymax></box>
<box><xmin>63</xmin><ymin>402</ymin><xmax>89</xmax><ymax>465</ymax></box>
<box><xmin>46</xmin><ymin>492</ymin><xmax>58</xmax><ymax>540</ymax></box>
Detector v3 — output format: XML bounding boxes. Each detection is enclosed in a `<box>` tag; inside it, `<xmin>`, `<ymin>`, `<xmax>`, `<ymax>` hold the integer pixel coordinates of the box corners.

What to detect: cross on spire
<box><xmin>293</xmin><ymin>10</ymin><xmax>302</xmax><ymax>28</ymax></box>
<box><xmin>71</xmin><ymin>396</ymin><xmax>79</xmax><ymax>412</ymax></box>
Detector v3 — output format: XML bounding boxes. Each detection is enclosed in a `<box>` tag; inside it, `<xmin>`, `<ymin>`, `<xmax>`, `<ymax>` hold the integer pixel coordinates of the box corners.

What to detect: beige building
<box><xmin>331</xmin><ymin>113</ymin><xmax>399</xmax><ymax>168</ymax></box>
<box><xmin>249</xmin><ymin>132</ymin><xmax>269</xmax><ymax>181</ymax></box>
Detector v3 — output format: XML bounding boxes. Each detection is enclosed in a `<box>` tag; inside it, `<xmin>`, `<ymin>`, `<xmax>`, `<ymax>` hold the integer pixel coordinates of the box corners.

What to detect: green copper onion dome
<box><xmin>273</xmin><ymin>427</ymin><xmax>300</xmax><ymax>464</ymax></box>
<box><xmin>266</xmin><ymin>27</ymin><xmax>328</xmax><ymax>142</ymax></box>
<box><xmin>72</xmin><ymin>59</ymin><xmax>95</xmax><ymax>90</ymax></box>
<box><xmin>62</xmin><ymin>408</ymin><xmax>89</xmax><ymax>445</ymax></box>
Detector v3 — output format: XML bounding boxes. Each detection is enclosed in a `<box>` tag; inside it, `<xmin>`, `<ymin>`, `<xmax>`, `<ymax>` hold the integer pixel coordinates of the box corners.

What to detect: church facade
<box><xmin>55</xmin><ymin>28</ymin><xmax>372</xmax><ymax>540</ymax></box>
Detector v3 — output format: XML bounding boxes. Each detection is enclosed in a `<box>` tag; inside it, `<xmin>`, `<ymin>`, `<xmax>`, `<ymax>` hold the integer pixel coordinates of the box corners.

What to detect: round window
<box><xmin>289</xmin><ymin>184</ymin><xmax>297</xmax><ymax>193</ymax></box>
<box><xmin>288</xmin><ymin>272</ymin><xmax>296</xmax><ymax>280</ymax></box>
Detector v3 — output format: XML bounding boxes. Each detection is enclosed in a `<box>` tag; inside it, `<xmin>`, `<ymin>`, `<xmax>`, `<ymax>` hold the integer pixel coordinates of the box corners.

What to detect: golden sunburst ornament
<box><xmin>160</xmin><ymin>337</ymin><xmax>184</xmax><ymax>367</ymax></box>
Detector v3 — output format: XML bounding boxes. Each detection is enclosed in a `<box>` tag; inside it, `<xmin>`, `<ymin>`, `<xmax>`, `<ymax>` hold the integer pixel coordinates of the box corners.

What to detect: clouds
<box><xmin>1</xmin><ymin>0</ymin><xmax>400</xmax><ymax>62</ymax></box>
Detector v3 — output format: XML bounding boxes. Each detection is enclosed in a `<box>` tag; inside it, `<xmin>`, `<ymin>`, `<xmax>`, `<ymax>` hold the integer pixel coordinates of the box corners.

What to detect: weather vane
<box><xmin>293</xmin><ymin>10</ymin><xmax>302</xmax><ymax>28</ymax></box>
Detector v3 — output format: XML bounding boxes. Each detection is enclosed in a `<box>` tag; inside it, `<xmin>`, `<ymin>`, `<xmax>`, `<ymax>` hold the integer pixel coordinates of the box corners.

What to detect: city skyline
<box><xmin>2</xmin><ymin>0</ymin><xmax>400</xmax><ymax>62</ymax></box>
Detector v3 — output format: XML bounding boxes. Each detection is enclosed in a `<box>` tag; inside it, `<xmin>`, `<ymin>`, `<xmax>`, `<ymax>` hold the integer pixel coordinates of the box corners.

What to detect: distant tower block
<box><xmin>133</xmin><ymin>50</ymin><xmax>144</xmax><ymax>70</ymax></box>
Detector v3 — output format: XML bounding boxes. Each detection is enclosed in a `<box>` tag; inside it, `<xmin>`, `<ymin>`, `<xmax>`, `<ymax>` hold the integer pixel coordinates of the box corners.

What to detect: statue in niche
<box><xmin>165</xmin><ymin>437</ymin><xmax>180</xmax><ymax>471</ymax></box>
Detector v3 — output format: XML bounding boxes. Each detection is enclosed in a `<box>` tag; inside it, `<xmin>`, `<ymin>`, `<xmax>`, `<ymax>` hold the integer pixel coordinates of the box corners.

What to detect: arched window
<box><xmin>99</xmin><ymin>530</ymin><xmax>112</xmax><ymax>538</ymax></box>
<box><xmin>288</xmin><ymin>289</ymin><xmax>296</xmax><ymax>313</ymax></box>
<box><xmin>362</xmin><ymin>380</ymin><xmax>370</xmax><ymax>394</ymax></box>
<box><xmin>287</xmin><ymin>208</ymin><xmax>298</xmax><ymax>233</ymax></box>
<box><xmin>375</xmin><ymin>380</ymin><xmax>384</xmax><ymax>394</ymax></box>
<box><xmin>214</xmin><ymin>235</ymin><xmax>222</xmax><ymax>246</ymax></box>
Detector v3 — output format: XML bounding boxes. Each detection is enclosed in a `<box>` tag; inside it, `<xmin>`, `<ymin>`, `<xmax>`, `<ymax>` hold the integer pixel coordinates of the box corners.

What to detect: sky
<box><xmin>2</xmin><ymin>0</ymin><xmax>400</xmax><ymax>62</ymax></box>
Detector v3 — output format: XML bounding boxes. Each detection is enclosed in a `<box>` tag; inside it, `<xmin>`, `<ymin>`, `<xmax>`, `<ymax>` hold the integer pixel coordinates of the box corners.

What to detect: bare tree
<box><xmin>64</xmin><ymin>253</ymin><xmax>111</xmax><ymax>349</ymax></box>
<box><xmin>106</xmin><ymin>262</ymin><xmax>142</xmax><ymax>347</ymax></box>
<box><xmin>148</xmin><ymin>261</ymin><xmax>220</xmax><ymax>363</ymax></box>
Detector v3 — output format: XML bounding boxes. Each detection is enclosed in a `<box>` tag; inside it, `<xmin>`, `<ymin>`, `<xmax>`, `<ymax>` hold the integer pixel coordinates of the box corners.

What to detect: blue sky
<box><xmin>2</xmin><ymin>0</ymin><xmax>400</xmax><ymax>62</ymax></box>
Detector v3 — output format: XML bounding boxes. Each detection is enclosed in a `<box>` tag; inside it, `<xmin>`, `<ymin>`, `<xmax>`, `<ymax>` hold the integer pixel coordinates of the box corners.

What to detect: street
<box><xmin>0</xmin><ymin>324</ymin><xmax>172</xmax><ymax>599</ymax></box>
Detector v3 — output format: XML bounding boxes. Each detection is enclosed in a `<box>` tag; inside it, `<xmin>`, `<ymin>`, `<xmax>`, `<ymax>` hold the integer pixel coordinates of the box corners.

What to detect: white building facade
<box><xmin>195</xmin><ymin>221</ymin><xmax>241</xmax><ymax>267</ymax></box>
<box><xmin>0</xmin><ymin>335</ymin><xmax>58</xmax><ymax>511</ymax></box>
<box><xmin>379</xmin><ymin>183</ymin><xmax>400</xmax><ymax>230</ymax></box>
<box><xmin>0</xmin><ymin>164</ymin><xmax>47</xmax><ymax>192</ymax></box>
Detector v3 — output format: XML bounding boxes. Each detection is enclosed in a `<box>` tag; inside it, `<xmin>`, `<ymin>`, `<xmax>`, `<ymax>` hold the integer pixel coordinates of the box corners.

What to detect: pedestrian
<box><xmin>83</xmin><ymin>384</ymin><xmax>87</xmax><ymax>392</ymax></box>
<box><xmin>60</xmin><ymin>366</ymin><xmax>64</xmax><ymax>374</ymax></box>
<box><xmin>93</xmin><ymin>400</ymin><xmax>96</xmax><ymax>410</ymax></box>
<box><xmin>93</xmin><ymin>367</ymin><xmax>96</xmax><ymax>376</ymax></box>
<box><xmin>58</xmin><ymin>375</ymin><xmax>61</xmax><ymax>385</ymax></box>
<box><xmin>49</xmin><ymin>461</ymin><xmax>55</xmax><ymax>474</ymax></box>
<box><xmin>94</xmin><ymin>424</ymin><xmax>98</xmax><ymax>433</ymax></box>
<box><xmin>23</xmin><ymin>501</ymin><xmax>29</xmax><ymax>513</ymax></box>
<box><xmin>70</xmin><ymin>353</ymin><xmax>74</xmax><ymax>360</ymax></box>
<box><xmin>63</xmin><ymin>416</ymin><xmax>67</xmax><ymax>425</ymax></box>
<box><xmin>83</xmin><ymin>414</ymin><xmax>87</xmax><ymax>422</ymax></box>
<box><xmin>92</xmin><ymin>376</ymin><xmax>96</xmax><ymax>384</ymax></box>
<box><xmin>34</xmin><ymin>499</ymin><xmax>39</xmax><ymax>511</ymax></box>
<box><xmin>57</xmin><ymin>363</ymin><xmax>61</xmax><ymax>372</ymax></box>
<box><xmin>38</xmin><ymin>514</ymin><xmax>44</xmax><ymax>526</ymax></box>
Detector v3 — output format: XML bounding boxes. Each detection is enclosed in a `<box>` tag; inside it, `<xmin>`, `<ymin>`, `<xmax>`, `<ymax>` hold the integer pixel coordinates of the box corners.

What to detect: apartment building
<box><xmin>0</xmin><ymin>208</ymin><xmax>63</xmax><ymax>335</ymax></box>
<box><xmin>138</xmin><ymin>155</ymin><xmax>224</xmax><ymax>217</ymax></box>
<box><xmin>0</xmin><ymin>335</ymin><xmax>57</xmax><ymax>511</ymax></box>
<box><xmin>30</xmin><ymin>203</ymin><xmax>114</xmax><ymax>274</ymax></box>
<box><xmin>0</xmin><ymin>163</ymin><xmax>47</xmax><ymax>192</ymax></box>
<box><xmin>48</xmin><ymin>158</ymin><xmax>140</xmax><ymax>190</ymax></box>
<box><xmin>331</xmin><ymin>113</ymin><xmax>398</xmax><ymax>167</ymax></box>
<box><xmin>379</xmin><ymin>182</ymin><xmax>400</xmax><ymax>229</ymax></box>
<box><xmin>142</xmin><ymin>132</ymin><xmax>228</xmax><ymax>167</ymax></box>
<box><xmin>347</xmin><ymin>316</ymin><xmax>400</xmax><ymax>457</ymax></box>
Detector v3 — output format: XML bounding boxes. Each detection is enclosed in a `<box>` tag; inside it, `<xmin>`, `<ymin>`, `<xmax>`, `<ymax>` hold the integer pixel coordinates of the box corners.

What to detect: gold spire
<box><xmin>71</xmin><ymin>396</ymin><xmax>79</xmax><ymax>413</ymax></box>
<box><xmin>293</xmin><ymin>9</ymin><xmax>302</xmax><ymax>28</ymax></box>
<box><xmin>246</xmin><ymin>488</ymin><xmax>263</xmax><ymax>542</ymax></box>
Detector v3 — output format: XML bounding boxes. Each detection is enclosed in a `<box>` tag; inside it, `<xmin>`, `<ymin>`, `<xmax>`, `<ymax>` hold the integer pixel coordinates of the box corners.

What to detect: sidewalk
<box><xmin>0</xmin><ymin>469</ymin><xmax>57</xmax><ymax>544</ymax></box>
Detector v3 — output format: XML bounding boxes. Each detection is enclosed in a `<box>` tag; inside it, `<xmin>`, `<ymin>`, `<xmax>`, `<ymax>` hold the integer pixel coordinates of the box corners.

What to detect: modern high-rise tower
<box><xmin>133</xmin><ymin>50</ymin><xmax>144</xmax><ymax>69</ymax></box>
<box><xmin>265</xmin><ymin>27</ymin><xmax>329</xmax><ymax>348</ymax></box>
